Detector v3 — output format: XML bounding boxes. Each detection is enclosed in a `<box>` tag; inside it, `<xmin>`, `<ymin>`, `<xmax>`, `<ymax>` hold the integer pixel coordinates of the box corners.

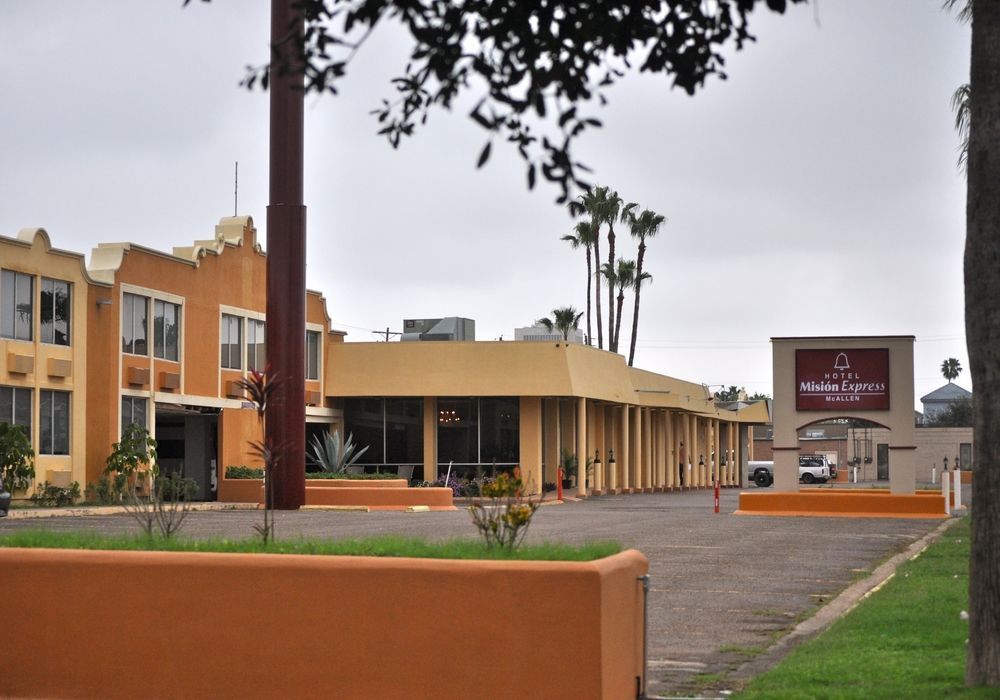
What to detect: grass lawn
<box><xmin>0</xmin><ymin>529</ymin><xmax>621</xmax><ymax>561</ymax></box>
<box><xmin>736</xmin><ymin>516</ymin><xmax>995</xmax><ymax>699</ymax></box>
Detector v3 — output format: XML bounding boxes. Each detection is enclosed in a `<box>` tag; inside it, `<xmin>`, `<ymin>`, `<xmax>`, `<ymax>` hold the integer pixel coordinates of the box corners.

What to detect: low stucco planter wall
<box><xmin>0</xmin><ymin>547</ymin><xmax>648</xmax><ymax>699</ymax></box>
<box><xmin>217</xmin><ymin>479</ymin><xmax>454</xmax><ymax>509</ymax></box>
<box><xmin>736</xmin><ymin>490</ymin><xmax>948</xmax><ymax>518</ymax></box>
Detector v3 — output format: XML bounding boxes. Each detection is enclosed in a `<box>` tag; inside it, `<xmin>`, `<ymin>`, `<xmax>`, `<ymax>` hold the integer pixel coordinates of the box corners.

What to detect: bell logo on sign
<box><xmin>796</xmin><ymin>349</ymin><xmax>890</xmax><ymax>411</ymax></box>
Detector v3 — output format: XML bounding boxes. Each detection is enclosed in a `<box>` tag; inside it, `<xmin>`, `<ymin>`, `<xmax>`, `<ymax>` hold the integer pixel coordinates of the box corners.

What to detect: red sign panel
<box><xmin>795</xmin><ymin>349</ymin><xmax>890</xmax><ymax>411</ymax></box>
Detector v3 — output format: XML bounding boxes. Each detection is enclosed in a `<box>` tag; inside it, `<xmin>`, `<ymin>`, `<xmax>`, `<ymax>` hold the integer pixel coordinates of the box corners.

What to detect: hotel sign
<box><xmin>795</xmin><ymin>348</ymin><xmax>890</xmax><ymax>411</ymax></box>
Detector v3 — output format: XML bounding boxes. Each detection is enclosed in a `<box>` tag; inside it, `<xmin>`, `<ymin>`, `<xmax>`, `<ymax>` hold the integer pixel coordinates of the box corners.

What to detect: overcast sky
<box><xmin>0</xmin><ymin>1</ymin><xmax>971</xmax><ymax>408</ymax></box>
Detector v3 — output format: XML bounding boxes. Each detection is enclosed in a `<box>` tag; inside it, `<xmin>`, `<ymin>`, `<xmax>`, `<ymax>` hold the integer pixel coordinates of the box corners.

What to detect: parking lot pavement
<box><xmin>0</xmin><ymin>488</ymin><xmax>944</xmax><ymax>697</ymax></box>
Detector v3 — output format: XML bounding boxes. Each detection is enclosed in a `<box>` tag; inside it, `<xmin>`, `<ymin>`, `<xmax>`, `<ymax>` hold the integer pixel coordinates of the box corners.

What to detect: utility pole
<box><xmin>372</xmin><ymin>327</ymin><xmax>401</xmax><ymax>342</ymax></box>
<box><xmin>266</xmin><ymin>0</ymin><xmax>306</xmax><ymax>509</ymax></box>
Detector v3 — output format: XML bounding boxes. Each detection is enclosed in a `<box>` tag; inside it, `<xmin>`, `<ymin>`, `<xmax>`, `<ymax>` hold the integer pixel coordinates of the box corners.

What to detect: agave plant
<box><xmin>309</xmin><ymin>430</ymin><xmax>370</xmax><ymax>474</ymax></box>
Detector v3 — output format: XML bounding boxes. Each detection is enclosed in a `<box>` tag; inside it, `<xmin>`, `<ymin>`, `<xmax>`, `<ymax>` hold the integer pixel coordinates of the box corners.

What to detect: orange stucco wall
<box><xmin>83</xmin><ymin>217</ymin><xmax>334</xmax><ymax>488</ymax></box>
<box><xmin>1</xmin><ymin>548</ymin><xmax>648</xmax><ymax>699</ymax></box>
<box><xmin>736</xmin><ymin>490</ymin><xmax>948</xmax><ymax>518</ymax></box>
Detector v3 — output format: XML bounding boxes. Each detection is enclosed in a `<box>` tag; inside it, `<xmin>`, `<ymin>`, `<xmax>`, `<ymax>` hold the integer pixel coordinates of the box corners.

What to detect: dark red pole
<box><xmin>714</xmin><ymin>478</ymin><xmax>720</xmax><ymax>514</ymax></box>
<box><xmin>267</xmin><ymin>0</ymin><xmax>306</xmax><ymax>509</ymax></box>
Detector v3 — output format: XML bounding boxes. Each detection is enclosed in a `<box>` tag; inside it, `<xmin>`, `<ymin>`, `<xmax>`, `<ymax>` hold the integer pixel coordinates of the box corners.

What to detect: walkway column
<box><xmin>593</xmin><ymin>404</ymin><xmax>605</xmax><ymax>494</ymax></box>
<box><xmin>682</xmin><ymin>413</ymin><xmax>692</xmax><ymax>488</ymax></box>
<box><xmin>607</xmin><ymin>407</ymin><xmax>618</xmax><ymax>493</ymax></box>
<box><xmin>713</xmin><ymin>419</ymin><xmax>721</xmax><ymax>485</ymax></box>
<box><xmin>728</xmin><ymin>422</ymin><xmax>736</xmax><ymax>486</ymax></box>
<box><xmin>576</xmin><ymin>398</ymin><xmax>588</xmax><ymax>497</ymax></box>
<box><xmin>620</xmin><ymin>405</ymin><xmax>630</xmax><ymax>492</ymax></box>
<box><xmin>519</xmin><ymin>397</ymin><xmax>543</xmax><ymax>494</ymax></box>
<box><xmin>666</xmin><ymin>411</ymin><xmax>675</xmax><ymax>489</ymax></box>
<box><xmin>422</xmin><ymin>397</ymin><xmax>437</xmax><ymax>483</ymax></box>
<box><xmin>543</xmin><ymin>399</ymin><xmax>560</xmax><ymax>487</ymax></box>
<box><xmin>643</xmin><ymin>408</ymin><xmax>653</xmax><ymax>492</ymax></box>
<box><xmin>631</xmin><ymin>406</ymin><xmax>642</xmax><ymax>493</ymax></box>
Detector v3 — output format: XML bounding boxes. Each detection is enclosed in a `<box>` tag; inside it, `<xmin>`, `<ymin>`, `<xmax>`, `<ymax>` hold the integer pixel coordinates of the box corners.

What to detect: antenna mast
<box><xmin>234</xmin><ymin>161</ymin><xmax>239</xmax><ymax>216</ymax></box>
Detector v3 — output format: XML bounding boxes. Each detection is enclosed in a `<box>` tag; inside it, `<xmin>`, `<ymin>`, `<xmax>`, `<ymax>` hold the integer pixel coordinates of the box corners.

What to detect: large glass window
<box><xmin>122</xmin><ymin>292</ymin><xmax>149</xmax><ymax>355</ymax></box>
<box><xmin>0</xmin><ymin>385</ymin><xmax>32</xmax><ymax>433</ymax></box>
<box><xmin>121</xmin><ymin>396</ymin><xmax>147</xmax><ymax>435</ymax></box>
<box><xmin>342</xmin><ymin>399</ymin><xmax>385</xmax><ymax>464</ymax></box>
<box><xmin>385</xmin><ymin>399</ymin><xmax>424</xmax><ymax>464</ymax></box>
<box><xmin>40</xmin><ymin>278</ymin><xmax>71</xmax><ymax>346</ymax></box>
<box><xmin>1</xmin><ymin>269</ymin><xmax>34</xmax><ymax>341</ymax></box>
<box><xmin>220</xmin><ymin>314</ymin><xmax>242</xmax><ymax>369</ymax></box>
<box><xmin>153</xmin><ymin>300</ymin><xmax>180</xmax><ymax>361</ymax></box>
<box><xmin>306</xmin><ymin>330</ymin><xmax>321</xmax><ymax>380</ymax></box>
<box><xmin>247</xmin><ymin>319</ymin><xmax>266</xmax><ymax>371</ymax></box>
<box><xmin>437</xmin><ymin>399</ymin><xmax>478</xmax><ymax>464</ymax></box>
<box><xmin>480</xmin><ymin>398</ymin><xmax>519</xmax><ymax>464</ymax></box>
<box><xmin>39</xmin><ymin>390</ymin><xmax>70</xmax><ymax>455</ymax></box>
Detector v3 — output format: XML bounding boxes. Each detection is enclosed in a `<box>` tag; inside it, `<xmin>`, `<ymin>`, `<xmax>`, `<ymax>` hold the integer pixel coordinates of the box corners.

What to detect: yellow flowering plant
<box><xmin>468</xmin><ymin>470</ymin><xmax>543</xmax><ymax>550</ymax></box>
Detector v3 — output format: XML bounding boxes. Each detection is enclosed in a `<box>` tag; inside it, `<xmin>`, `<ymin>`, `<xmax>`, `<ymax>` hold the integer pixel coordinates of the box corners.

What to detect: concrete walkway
<box><xmin>0</xmin><ymin>488</ymin><xmax>948</xmax><ymax>697</ymax></box>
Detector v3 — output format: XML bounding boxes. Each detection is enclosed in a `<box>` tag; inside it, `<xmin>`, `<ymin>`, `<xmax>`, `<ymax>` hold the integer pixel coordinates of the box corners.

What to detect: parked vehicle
<box><xmin>747</xmin><ymin>455</ymin><xmax>832</xmax><ymax>487</ymax></box>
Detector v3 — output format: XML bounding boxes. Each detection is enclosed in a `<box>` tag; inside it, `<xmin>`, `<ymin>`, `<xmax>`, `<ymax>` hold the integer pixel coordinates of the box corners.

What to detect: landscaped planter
<box><xmin>218</xmin><ymin>478</ymin><xmax>454</xmax><ymax>510</ymax></box>
<box><xmin>0</xmin><ymin>547</ymin><xmax>648</xmax><ymax>699</ymax></box>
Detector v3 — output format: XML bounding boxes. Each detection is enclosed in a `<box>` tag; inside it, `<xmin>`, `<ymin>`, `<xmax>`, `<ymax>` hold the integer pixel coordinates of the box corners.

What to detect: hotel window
<box><xmin>153</xmin><ymin>300</ymin><xmax>180</xmax><ymax>361</ymax></box>
<box><xmin>220</xmin><ymin>314</ymin><xmax>242</xmax><ymax>369</ymax></box>
<box><xmin>247</xmin><ymin>319</ymin><xmax>266</xmax><ymax>371</ymax></box>
<box><xmin>121</xmin><ymin>396</ymin><xmax>147</xmax><ymax>435</ymax></box>
<box><xmin>39</xmin><ymin>390</ymin><xmax>70</xmax><ymax>455</ymax></box>
<box><xmin>0</xmin><ymin>385</ymin><xmax>32</xmax><ymax>433</ymax></box>
<box><xmin>306</xmin><ymin>330</ymin><xmax>321</xmax><ymax>380</ymax></box>
<box><xmin>1</xmin><ymin>269</ymin><xmax>34</xmax><ymax>341</ymax></box>
<box><xmin>40</xmin><ymin>278</ymin><xmax>71</xmax><ymax>346</ymax></box>
<box><xmin>122</xmin><ymin>292</ymin><xmax>149</xmax><ymax>355</ymax></box>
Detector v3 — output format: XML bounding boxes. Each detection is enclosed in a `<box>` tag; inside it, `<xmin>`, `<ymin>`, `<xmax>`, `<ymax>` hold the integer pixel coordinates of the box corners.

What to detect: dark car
<box><xmin>0</xmin><ymin>474</ymin><xmax>11</xmax><ymax>517</ymax></box>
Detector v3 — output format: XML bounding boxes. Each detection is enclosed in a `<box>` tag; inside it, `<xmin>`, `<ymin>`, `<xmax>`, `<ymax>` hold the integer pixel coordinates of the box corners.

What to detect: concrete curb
<box><xmin>3</xmin><ymin>502</ymin><xmax>260</xmax><ymax>519</ymax></box>
<box><xmin>726</xmin><ymin>516</ymin><xmax>960</xmax><ymax>686</ymax></box>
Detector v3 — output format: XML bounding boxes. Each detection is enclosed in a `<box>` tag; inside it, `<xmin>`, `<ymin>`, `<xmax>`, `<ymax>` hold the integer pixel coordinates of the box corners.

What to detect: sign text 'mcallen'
<box><xmin>795</xmin><ymin>348</ymin><xmax>890</xmax><ymax>411</ymax></box>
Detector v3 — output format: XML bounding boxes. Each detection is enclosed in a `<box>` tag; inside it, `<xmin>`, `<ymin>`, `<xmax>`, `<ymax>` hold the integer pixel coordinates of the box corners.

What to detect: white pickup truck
<box><xmin>747</xmin><ymin>455</ymin><xmax>832</xmax><ymax>487</ymax></box>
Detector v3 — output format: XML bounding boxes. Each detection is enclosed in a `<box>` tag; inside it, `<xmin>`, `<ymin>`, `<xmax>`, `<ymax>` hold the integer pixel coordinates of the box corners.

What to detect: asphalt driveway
<box><xmin>0</xmin><ymin>488</ymin><xmax>944</xmax><ymax>697</ymax></box>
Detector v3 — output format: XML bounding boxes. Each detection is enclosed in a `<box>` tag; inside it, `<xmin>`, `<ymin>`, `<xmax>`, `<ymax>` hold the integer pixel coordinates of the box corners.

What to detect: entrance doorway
<box><xmin>155</xmin><ymin>404</ymin><xmax>219</xmax><ymax>501</ymax></box>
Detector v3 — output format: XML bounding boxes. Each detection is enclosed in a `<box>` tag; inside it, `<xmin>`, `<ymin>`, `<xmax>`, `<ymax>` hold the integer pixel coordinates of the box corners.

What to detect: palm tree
<box><xmin>569</xmin><ymin>187</ymin><xmax>608</xmax><ymax>349</ymax></box>
<box><xmin>941</xmin><ymin>357</ymin><xmax>962</xmax><ymax>383</ymax></box>
<box><xmin>603</xmin><ymin>258</ymin><xmax>636</xmax><ymax>352</ymax></box>
<box><xmin>625</xmin><ymin>207</ymin><xmax>666</xmax><ymax>366</ymax></box>
<box><xmin>537</xmin><ymin>307</ymin><xmax>584</xmax><ymax>341</ymax></box>
<box><xmin>600</xmin><ymin>192</ymin><xmax>631</xmax><ymax>351</ymax></box>
<box><xmin>952</xmin><ymin>83</ymin><xmax>971</xmax><ymax>174</ymax></box>
<box><xmin>561</xmin><ymin>221</ymin><xmax>597</xmax><ymax>346</ymax></box>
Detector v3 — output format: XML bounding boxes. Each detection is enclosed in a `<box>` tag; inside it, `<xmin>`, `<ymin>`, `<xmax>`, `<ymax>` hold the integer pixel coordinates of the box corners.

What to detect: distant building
<box><xmin>514</xmin><ymin>323</ymin><xmax>585</xmax><ymax>344</ymax></box>
<box><xmin>920</xmin><ymin>383</ymin><xmax>972</xmax><ymax>422</ymax></box>
<box><xmin>401</xmin><ymin>317</ymin><xmax>475</xmax><ymax>342</ymax></box>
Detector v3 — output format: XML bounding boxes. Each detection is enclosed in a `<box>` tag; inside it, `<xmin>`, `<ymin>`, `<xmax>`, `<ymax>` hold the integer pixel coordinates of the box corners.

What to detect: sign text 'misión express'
<box><xmin>795</xmin><ymin>348</ymin><xmax>890</xmax><ymax>411</ymax></box>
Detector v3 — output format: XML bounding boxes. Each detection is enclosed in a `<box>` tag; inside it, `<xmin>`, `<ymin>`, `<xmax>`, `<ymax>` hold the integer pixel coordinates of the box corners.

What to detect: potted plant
<box><xmin>559</xmin><ymin>448</ymin><xmax>577</xmax><ymax>489</ymax></box>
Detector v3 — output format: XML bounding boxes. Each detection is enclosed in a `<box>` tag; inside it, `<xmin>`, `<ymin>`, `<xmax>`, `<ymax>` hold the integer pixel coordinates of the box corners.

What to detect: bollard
<box><xmin>954</xmin><ymin>468</ymin><xmax>962</xmax><ymax>510</ymax></box>
<box><xmin>714</xmin><ymin>479</ymin><xmax>720</xmax><ymax>514</ymax></box>
<box><xmin>932</xmin><ymin>466</ymin><xmax>937</xmax><ymax>485</ymax></box>
<box><xmin>942</xmin><ymin>470</ymin><xmax>951</xmax><ymax>516</ymax></box>
<box><xmin>852</xmin><ymin>466</ymin><xmax>858</xmax><ymax>484</ymax></box>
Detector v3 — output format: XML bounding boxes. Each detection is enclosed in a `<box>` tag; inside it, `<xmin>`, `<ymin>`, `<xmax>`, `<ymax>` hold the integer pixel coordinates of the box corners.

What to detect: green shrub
<box><xmin>305</xmin><ymin>471</ymin><xmax>401</xmax><ymax>480</ymax></box>
<box><xmin>225</xmin><ymin>465</ymin><xmax>264</xmax><ymax>479</ymax></box>
<box><xmin>29</xmin><ymin>481</ymin><xmax>80</xmax><ymax>507</ymax></box>
<box><xmin>0</xmin><ymin>422</ymin><xmax>35</xmax><ymax>493</ymax></box>
<box><xmin>85</xmin><ymin>475</ymin><xmax>121</xmax><ymax>505</ymax></box>
<box><xmin>105</xmin><ymin>424</ymin><xmax>157</xmax><ymax>499</ymax></box>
